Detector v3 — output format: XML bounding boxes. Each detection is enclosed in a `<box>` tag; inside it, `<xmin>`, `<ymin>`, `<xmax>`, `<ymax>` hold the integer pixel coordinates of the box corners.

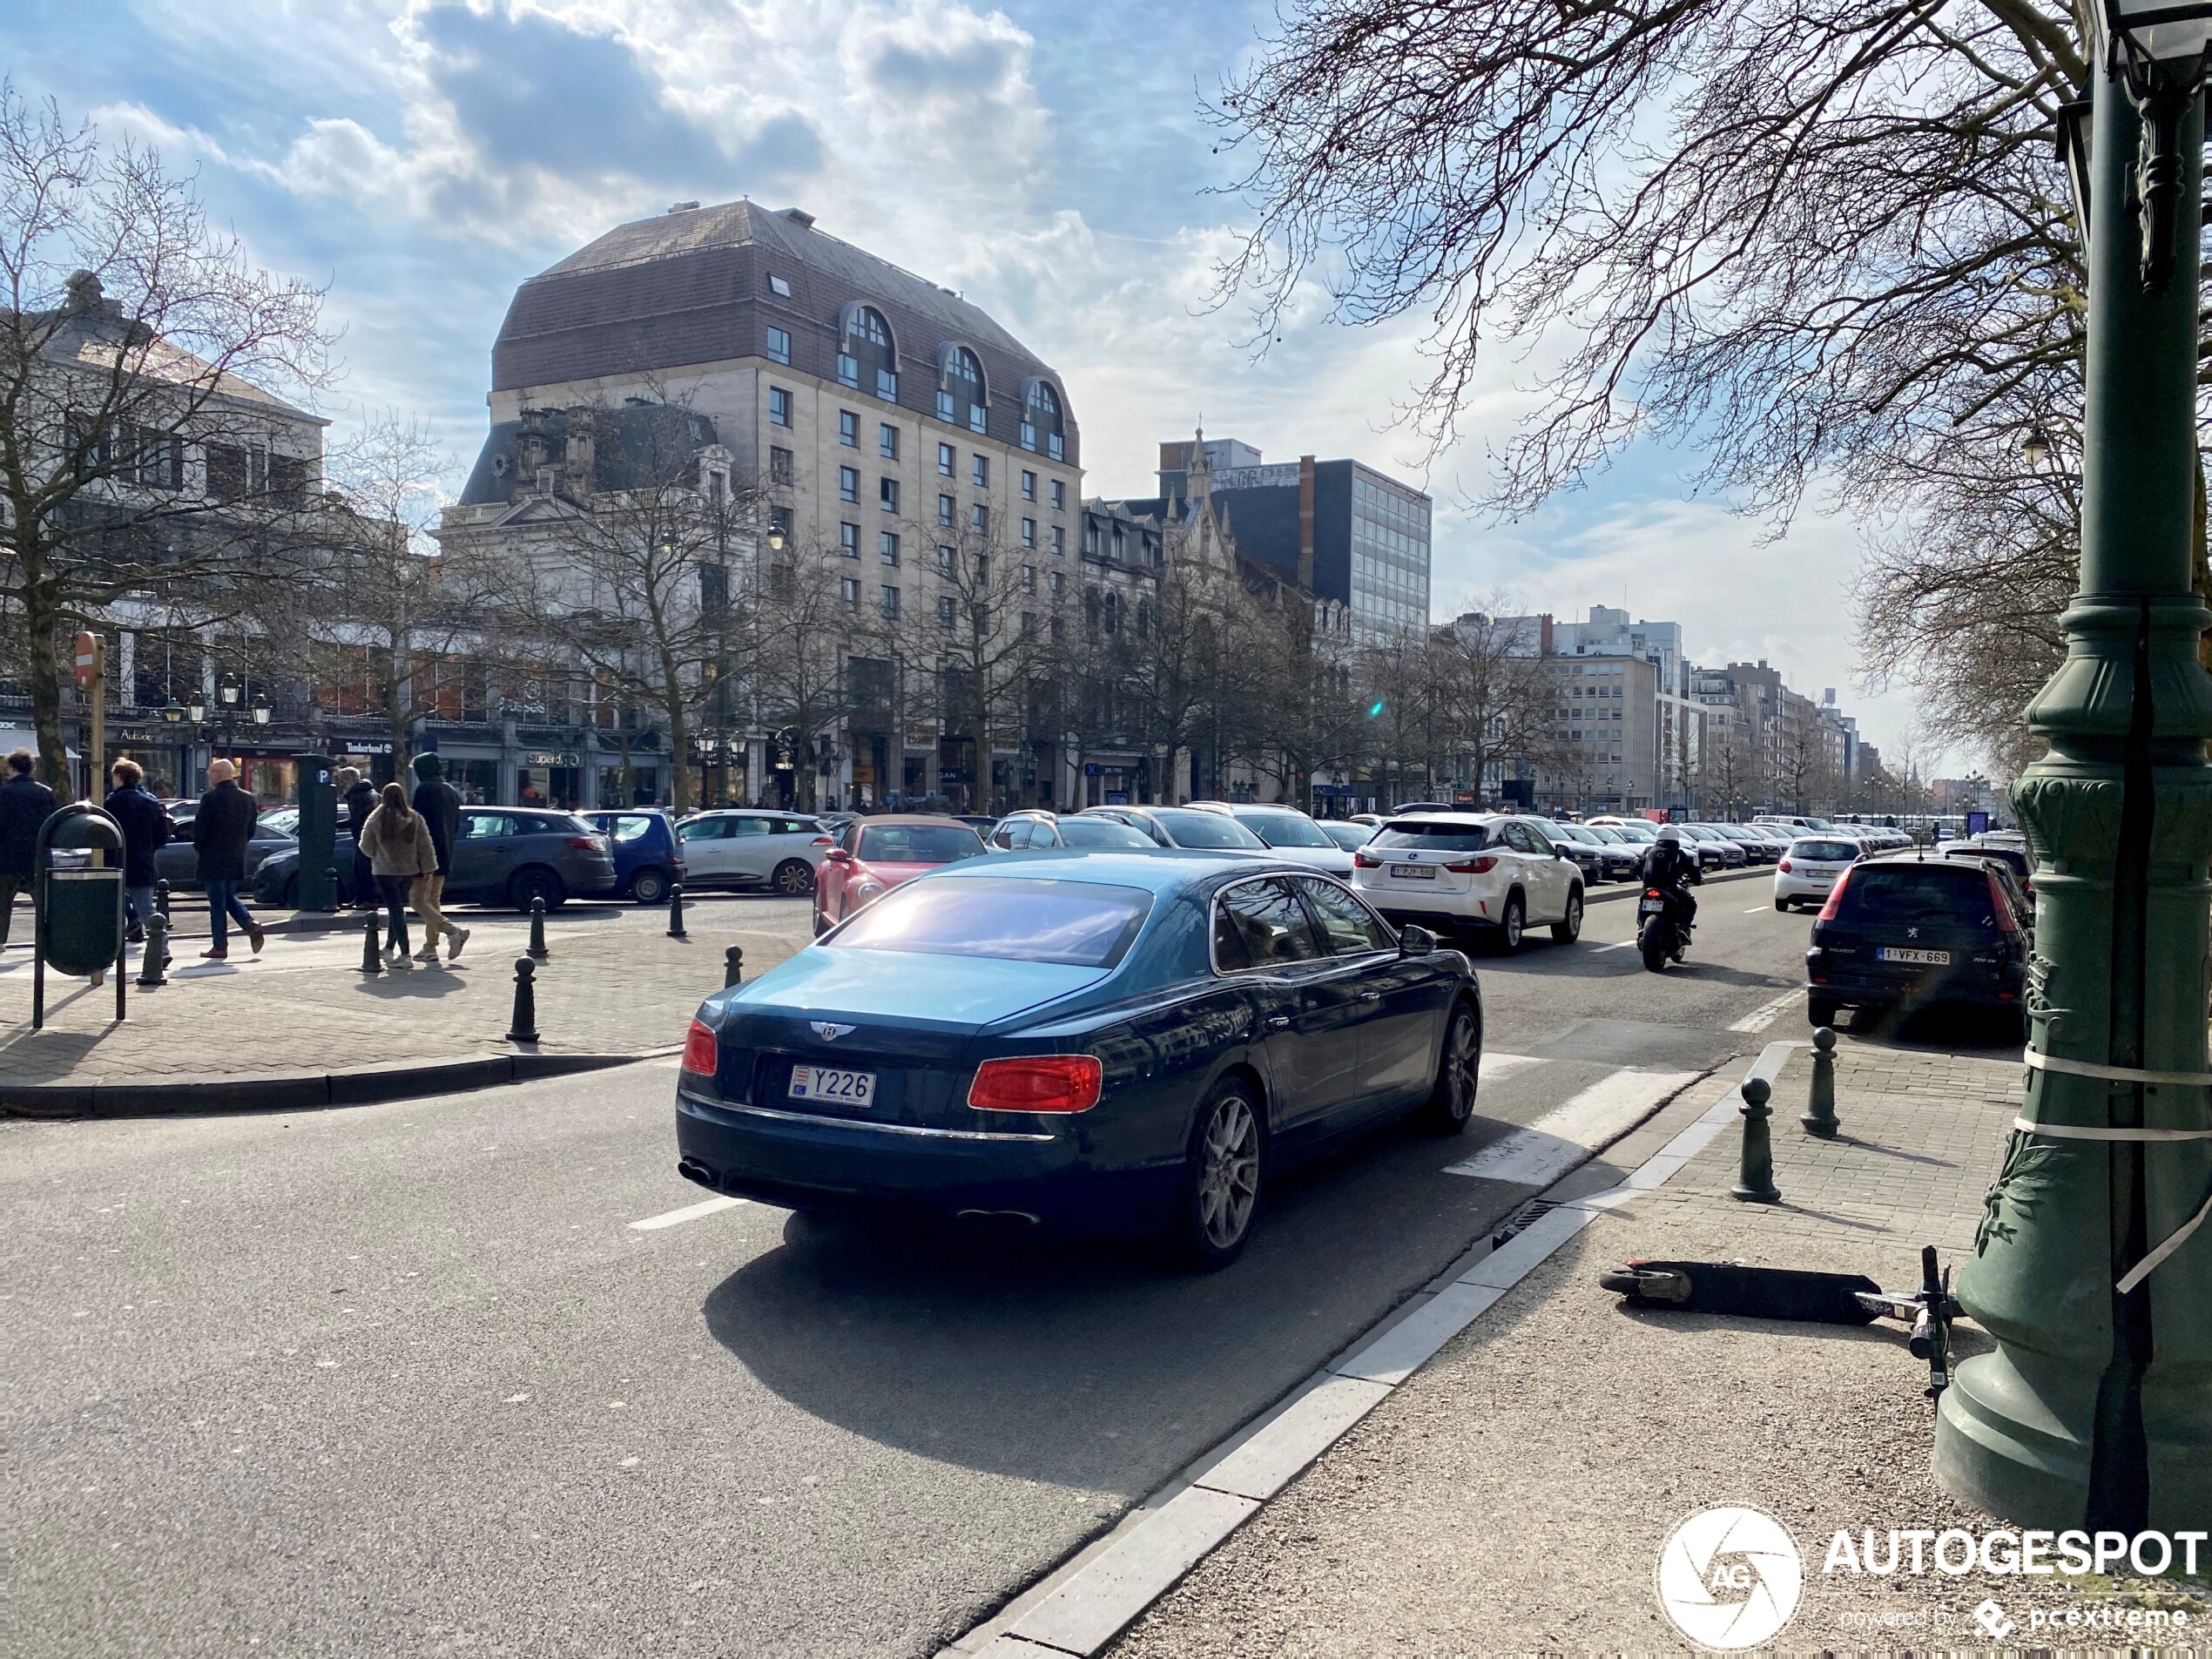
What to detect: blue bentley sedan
<box><xmin>673</xmin><ymin>852</ymin><xmax>1483</xmax><ymax>1266</ymax></box>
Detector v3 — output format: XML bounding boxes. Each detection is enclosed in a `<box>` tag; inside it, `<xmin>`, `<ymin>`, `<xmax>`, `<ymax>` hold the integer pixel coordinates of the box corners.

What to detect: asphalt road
<box><xmin>5</xmin><ymin>869</ymin><xmax>1975</xmax><ymax>1657</ymax></box>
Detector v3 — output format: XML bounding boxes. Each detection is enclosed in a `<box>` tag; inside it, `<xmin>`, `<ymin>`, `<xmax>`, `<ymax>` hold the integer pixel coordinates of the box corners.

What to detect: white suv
<box><xmin>1351</xmin><ymin>812</ymin><xmax>1584</xmax><ymax>951</ymax></box>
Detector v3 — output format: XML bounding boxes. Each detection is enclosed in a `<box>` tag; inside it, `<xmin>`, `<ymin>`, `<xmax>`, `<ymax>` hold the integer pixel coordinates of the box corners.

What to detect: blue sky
<box><xmin>3</xmin><ymin>0</ymin><xmax>1919</xmax><ymax>760</ymax></box>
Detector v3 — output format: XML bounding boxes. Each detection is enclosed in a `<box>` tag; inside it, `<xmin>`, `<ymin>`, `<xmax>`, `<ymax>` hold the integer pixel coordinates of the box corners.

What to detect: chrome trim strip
<box><xmin>678</xmin><ymin>1084</ymin><xmax>1058</xmax><ymax>1143</ymax></box>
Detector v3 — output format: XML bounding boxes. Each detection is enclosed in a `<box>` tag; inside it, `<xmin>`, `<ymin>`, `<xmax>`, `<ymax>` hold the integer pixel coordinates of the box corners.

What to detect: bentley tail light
<box><xmin>681</xmin><ymin>1018</ymin><xmax>718</xmax><ymax>1076</ymax></box>
<box><xmin>968</xmin><ymin>1055</ymin><xmax>1103</xmax><ymax>1114</ymax></box>
<box><xmin>1444</xmin><ymin>855</ymin><xmax>1498</xmax><ymax>875</ymax></box>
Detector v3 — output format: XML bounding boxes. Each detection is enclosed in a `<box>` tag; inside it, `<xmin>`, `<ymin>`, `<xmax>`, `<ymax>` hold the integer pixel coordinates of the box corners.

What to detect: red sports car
<box><xmin>813</xmin><ymin>816</ymin><xmax>988</xmax><ymax>935</ymax></box>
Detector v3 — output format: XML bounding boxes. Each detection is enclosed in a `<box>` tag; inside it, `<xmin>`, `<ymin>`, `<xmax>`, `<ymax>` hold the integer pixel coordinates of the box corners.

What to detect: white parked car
<box><xmin>1773</xmin><ymin>834</ymin><xmax>1864</xmax><ymax>910</ymax></box>
<box><xmin>1352</xmin><ymin>812</ymin><xmax>1585</xmax><ymax>951</ymax></box>
<box><xmin>673</xmin><ymin>809</ymin><xmax>834</xmax><ymax>895</ymax></box>
<box><xmin>1318</xmin><ymin>819</ymin><xmax>1377</xmax><ymax>853</ymax></box>
<box><xmin>1184</xmin><ymin>802</ymin><xmax>1357</xmax><ymax>877</ymax></box>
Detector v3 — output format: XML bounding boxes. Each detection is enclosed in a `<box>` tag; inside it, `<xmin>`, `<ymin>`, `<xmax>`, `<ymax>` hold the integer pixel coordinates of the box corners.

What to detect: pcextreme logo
<box><xmin>1655</xmin><ymin>1505</ymin><xmax>1804</xmax><ymax>1649</ymax></box>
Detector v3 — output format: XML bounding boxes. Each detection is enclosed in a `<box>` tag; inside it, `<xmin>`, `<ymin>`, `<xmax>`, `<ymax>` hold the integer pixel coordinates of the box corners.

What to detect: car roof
<box><xmin>927</xmin><ymin>848</ymin><xmax>1312</xmax><ymax>895</ymax></box>
<box><xmin>859</xmin><ymin>813</ymin><xmax>987</xmax><ymax>830</ymax></box>
<box><xmin>1383</xmin><ymin>811</ymin><xmax>1499</xmax><ymax>825</ymax></box>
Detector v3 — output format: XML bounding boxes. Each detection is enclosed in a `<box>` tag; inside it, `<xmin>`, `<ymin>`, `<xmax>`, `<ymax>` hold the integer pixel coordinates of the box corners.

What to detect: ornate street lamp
<box><xmin>251</xmin><ymin>692</ymin><xmax>272</xmax><ymax>727</ymax></box>
<box><xmin>186</xmin><ymin>692</ymin><xmax>207</xmax><ymax>725</ymax></box>
<box><xmin>2020</xmin><ymin>425</ymin><xmax>2054</xmax><ymax>469</ymax></box>
<box><xmin>1933</xmin><ymin>1</ymin><xmax>2212</xmax><ymax>1535</ymax></box>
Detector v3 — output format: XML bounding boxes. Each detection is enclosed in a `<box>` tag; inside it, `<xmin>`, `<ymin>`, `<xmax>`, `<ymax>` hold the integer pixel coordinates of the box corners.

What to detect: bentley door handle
<box><xmin>1265</xmin><ymin>1015</ymin><xmax>1291</xmax><ymax>1028</ymax></box>
<box><xmin>1359</xmin><ymin>991</ymin><xmax>1383</xmax><ymax>1001</ymax></box>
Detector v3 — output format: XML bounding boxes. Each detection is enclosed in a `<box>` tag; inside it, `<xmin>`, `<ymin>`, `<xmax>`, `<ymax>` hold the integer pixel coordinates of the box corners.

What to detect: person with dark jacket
<box><xmin>337</xmin><ymin>766</ymin><xmax>379</xmax><ymax>907</ymax></box>
<box><xmin>1638</xmin><ymin>824</ymin><xmax>1702</xmax><ymax>932</ymax></box>
<box><xmin>192</xmin><ymin>759</ymin><xmax>265</xmax><ymax>959</ymax></box>
<box><xmin>103</xmin><ymin>758</ymin><xmax>172</xmax><ymax>943</ymax></box>
<box><xmin>1</xmin><ymin>747</ymin><xmax>59</xmax><ymax>948</ymax></box>
<box><xmin>408</xmin><ymin>752</ymin><xmax>468</xmax><ymax>962</ymax></box>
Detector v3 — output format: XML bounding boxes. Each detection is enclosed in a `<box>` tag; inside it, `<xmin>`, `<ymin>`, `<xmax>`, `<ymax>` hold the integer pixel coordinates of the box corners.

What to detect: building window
<box><xmin>1020</xmin><ymin>564</ymin><xmax>1035</xmax><ymax>592</ymax></box>
<box><xmin>768</xmin><ymin>387</ymin><xmax>792</xmax><ymax>427</ymax></box>
<box><xmin>839</xmin><ymin>466</ymin><xmax>859</xmax><ymax>503</ymax></box>
<box><xmin>969</xmin><ymin>403</ymin><xmax>987</xmax><ymax>435</ymax></box>
<box><xmin>840</xmin><ymin>577</ymin><xmax>860</xmax><ymax>606</ymax></box>
<box><xmin>840</xmin><ymin>410</ymin><xmax>859</xmax><ymax>447</ymax></box>
<box><xmin>1021</xmin><ymin>610</ymin><xmax>1035</xmax><ymax>634</ymax></box>
<box><xmin>769</xmin><ymin>446</ymin><xmax>794</xmax><ymax>485</ymax></box>
<box><xmin>880</xmin><ymin>530</ymin><xmax>900</xmax><ymax>566</ymax></box>
<box><xmin>1019</xmin><ymin>421</ymin><xmax>1035</xmax><ymax>452</ymax></box>
<box><xmin>1021</xmin><ymin>469</ymin><xmax>1036</xmax><ymax>502</ymax></box>
<box><xmin>970</xmin><ymin>455</ymin><xmax>988</xmax><ymax>488</ymax></box>
<box><xmin>936</xmin><ymin>389</ymin><xmax>955</xmax><ymax>421</ymax></box>
<box><xmin>1050</xmin><ymin>524</ymin><xmax>1065</xmax><ymax>556</ymax></box>
<box><xmin>880</xmin><ymin>584</ymin><xmax>900</xmax><ymax>619</ymax></box>
<box><xmin>766</xmin><ymin>327</ymin><xmax>791</xmax><ymax>365</ymax></box>
<box><xmin>876</xmin><ymin>368</ymin><xmax>898</xmax><ymax>401</ymax></box>
<box><xmin>1049</xmin><ymin>615</ymin><xmax>1064</xmax><ymax>642</ymax></box>
<box><xmin>938</xmin><ymin>593</ymin><xmax>956</xmax><ymax>628</ymax></box>
<box><xmin>879</xmin><ymin>423</ymin><xmax>899</xmax><ymax>460</ymax></box>
<box><xmin>969</xmin><ymin>503</ymin><xmax>988</xmax><ymax>536</ymax></box>
<box><xmin>937</xmin><ymin>544</ymin><xmax>955</xmax><ymax>574</ymax></box>
<box><xmin>1050</xmin><ymin>479</ymin><xmax>1066</xmax><ymax>510</ymax></box>
<box><xmin>940</xmin><ymin>345</ymin><xmax>988</xmax><ymax>434</ymax></box>
<box><xmin>937</xmin><ymin>442</ymin><xmax>954</xmax><ymax>477</ymax></box>
<box><xmin>937</xmin><ymin>493</ymin><xmax>954</xmax><ymax>527</ymax></box>
<box><xmin>1021</xmin><ymin>517</ymin><xmax>1035</xmax><ymax>549</ymax></box>
<box><xmin>1048</xmin><ymin>433</ymin><xmax>1063</xmax><ymax>461</ymax></box>
<box><xmin>769</xmin><ymin>273</ymin><xmax>792</xmax><ymax>297</ymax></box>
<box><xmin>838</xmin><ymin>353</ymin><xmax>860</xmax><ymax>388</ymax></box>
<box><xmin>1048</xmin><ymin>570</ymin><xmax>1062</xmax><ymax>593</ymax></box>
<box><xmin>840</xmin><ymin>522</ymin><xmax>860</xmax><ymax>557</ymax></box>
<box><xmin>880</xmin><ymin>477</ymin><xmax>900</xmax><ymax>512</ymax></box>
<box><xmin>768</xmin><ymin>504</ymin><xmax>793</xmax><ymax>545</ymax></box>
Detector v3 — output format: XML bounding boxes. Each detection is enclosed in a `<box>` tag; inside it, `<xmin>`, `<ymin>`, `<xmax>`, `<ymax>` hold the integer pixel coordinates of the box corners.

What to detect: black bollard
<box><xmin>1732</xmin><ymin>1076</ymin><xmax>1781</xmax><ymax>1204</ymax></box>
<box><xmin>361</xmin><ymin>908</ymin><xmax>382</xmax><ymax>976</ymax></box>
<box><xmin>155</xmin><ymin>878</ymin><xmax>171</xmax><ymax>921</ymax></box>
<box><xmin>505</xmin><ymin>957</ymin><xmax>539</xmax><ymax>1042</ymax></box>
<box><xmin>667</xmin><ymin>880</ymin><xmax>686</xmax><ymax>939</ymax></box>
<box><xmin>324</xmin><ymin>866</ymin><xmax>341</xmax><ymax>914</ymax></box>
<box><xmin>1801</xmin><ymin>1025</ymin><xmax>1840</xmax><ymax>1138</ymax></box>
<box><xmin>528</xmin><ymin>896</ymin><xmax>550</xmax><ymax>961</ymax></box>
<box><xmin>724</xmin><ymin>944</ymin><xmax>745</xmax><ymax>988</ymax></box>
<box><xmin>138</xmin><ymin>914</ymin><xmax>169</xmax><ymax>988</ymax></box>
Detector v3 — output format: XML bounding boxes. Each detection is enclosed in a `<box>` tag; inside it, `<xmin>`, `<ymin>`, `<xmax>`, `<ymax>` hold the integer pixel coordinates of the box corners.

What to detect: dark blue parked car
<box><xmin>672</xmin><ymin>852</ymin><xmax>1483</xmax><ymax>1267</ymax></box>
<box><xmin>580</xmin><ymin>809</ymin><xmax>686</xmax><ymax>904</ymax></box>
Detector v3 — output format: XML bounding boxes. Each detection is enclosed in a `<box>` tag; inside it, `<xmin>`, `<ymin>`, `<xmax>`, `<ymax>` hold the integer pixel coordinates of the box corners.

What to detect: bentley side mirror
<box><xmin>1399</xmin><ymin>924</ymin><xmax>1436</xmax><ymax>957</ymax></box>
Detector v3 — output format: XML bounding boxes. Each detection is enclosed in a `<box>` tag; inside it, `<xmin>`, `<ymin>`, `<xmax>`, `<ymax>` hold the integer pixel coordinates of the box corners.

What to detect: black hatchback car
<box><xmin>1805</xmin><ymin>853</ymin><xmax>2030</xmax><ymax>1031</ymax></box>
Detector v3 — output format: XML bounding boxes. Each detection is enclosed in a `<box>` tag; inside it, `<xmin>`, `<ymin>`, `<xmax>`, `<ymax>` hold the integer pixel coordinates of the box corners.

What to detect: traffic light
<box><xmin>1367</xmin><ymin>697</ymin><xmax>1386</xmax><ymax>719</ymax></box>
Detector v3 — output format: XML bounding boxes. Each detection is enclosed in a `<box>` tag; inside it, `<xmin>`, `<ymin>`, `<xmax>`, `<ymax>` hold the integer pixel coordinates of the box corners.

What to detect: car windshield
<box><xmin>1056</xmin><ymin>818</ymin><xmax>1153</xmax><ymax>848</ymax></box>
<box><xmin>1237</xmin><ymin>811</ymin><xmax>1332</xmax><ymax>849</ymax></box>
<box><xmin>828</xmin><ymin>877</ymin><xmax>1153</xmax><ymax>967</ymax></box>
<box><xmin>857</xmin><ymin>824</ymin><xmax>987</xmax><ymax>864</ymax></box>
<box><xmin>259</xmin><ymin>807</ymin><xmax>298</xmax><ymax>834</ymax></box>
<box><xmin>1372</xmin><ymin>820</ymin><xmax>1491</xmax><ymax>853</ymax></box>
<box><xmin>1793</xmin><ymin>840</ymin><xmax>1859</xmax><ymax>861</ymax></box>
<box><xmin>1150</xmin><ymin>809</ymin><xmax>1265</xmax><ymax>848</ymax></box>
<box><xmin>1320</xmin><ymin>822</ymin><xmax>1374</xmax><ymax>849</ymax></box>
<box><xmin>1836</xmin><ymin>864</ymin><xmax>1990</xmax><ymax>925</ymax></box>
<box><xmin>1610</xmin><ymin>824</ymin><xmax>1656</xmax><ymax>841</ymax></box>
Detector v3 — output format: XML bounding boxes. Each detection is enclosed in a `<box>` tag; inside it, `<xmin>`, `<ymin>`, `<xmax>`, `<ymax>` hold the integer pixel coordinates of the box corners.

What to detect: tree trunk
<box><xmin>22</xmin><ymin>572</ymin><xmax>72</xmax><ymax>797</ymax></box>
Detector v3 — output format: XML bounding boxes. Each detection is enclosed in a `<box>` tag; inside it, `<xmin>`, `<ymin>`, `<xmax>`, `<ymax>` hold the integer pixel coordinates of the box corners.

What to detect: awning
<box><xmin>0</xmin><ymin>727</ymin><xmax>79</xmax><ymax>759</ymax></box>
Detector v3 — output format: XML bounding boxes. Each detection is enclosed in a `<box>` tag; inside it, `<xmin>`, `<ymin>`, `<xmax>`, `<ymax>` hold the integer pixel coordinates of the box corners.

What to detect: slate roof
<box><xmin>489</xmin><ymin>200</ymin><xmax>1074</xmax><ymax>463</ymax></box>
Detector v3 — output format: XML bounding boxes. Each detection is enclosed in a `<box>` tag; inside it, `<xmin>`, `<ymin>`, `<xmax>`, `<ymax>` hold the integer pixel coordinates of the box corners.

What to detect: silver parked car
<box><xmin>674</xmin><ymin>809</ymin><xmax>834</xmax><ymax>895</ymax></box>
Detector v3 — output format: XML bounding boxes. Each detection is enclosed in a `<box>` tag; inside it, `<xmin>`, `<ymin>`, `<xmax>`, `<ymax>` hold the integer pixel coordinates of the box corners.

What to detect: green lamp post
<box><xmin>1933</xmin><ymin>0</ymin><xmax>2212</xmax><ymax>1533</ymax></box>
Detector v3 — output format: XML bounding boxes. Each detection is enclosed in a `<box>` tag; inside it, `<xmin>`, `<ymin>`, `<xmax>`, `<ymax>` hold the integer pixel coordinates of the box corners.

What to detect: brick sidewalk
<box><xmin>0</xmin><ymin>908</ymin><xmax>798</xmax><ymax>1096</ymax></box>
<box><xmin>1095</xmin><ymin>1042</ymin><xmax>2210</xmax><ymax>1656</ymax></box>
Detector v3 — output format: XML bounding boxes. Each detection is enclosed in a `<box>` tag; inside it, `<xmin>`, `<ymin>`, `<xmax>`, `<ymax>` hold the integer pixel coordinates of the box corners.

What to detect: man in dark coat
<box><xmin>408</xmin><ymin>752</ymin><xmax>467</xmax><ymax>961</ymax></box>
<box><xmin>103</xmin><ymin>757</ymin><xmax>172</xmax><ymax>943</ymax></box>
<box><xmin>192</xmin><ymin>759</ymin><xmax>264</xmax><ymax>958</ymax></box>
<box><xmin>336</xmin><ymin>765</ymin><xmax>379</xmax><ymax>907</ymax></box>
<box><xmin>0</xmin><ymin>746</ymin><xmax>58</xmax><ymax>948</ymax></box>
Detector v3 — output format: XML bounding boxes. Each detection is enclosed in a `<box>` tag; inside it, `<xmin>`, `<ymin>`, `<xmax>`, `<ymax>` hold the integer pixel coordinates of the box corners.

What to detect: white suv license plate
<box><xmin>790</xmin><ymin>1065</ymin><xmax>877</xmax><ymax>1106</ymax></box>
<box><xmin>1878</xmin><ymin>947</ymin><xmax>1951</xmax><ymax>966</ymax></box>
<box><xmin>1391</xmin><ymin>864</ymin><xmax>1438</xmax><ymax>880</ymax></box>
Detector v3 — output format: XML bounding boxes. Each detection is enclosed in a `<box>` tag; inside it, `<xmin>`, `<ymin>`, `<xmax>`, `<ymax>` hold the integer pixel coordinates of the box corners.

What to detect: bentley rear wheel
<box><xmin>1170</xmin><ymin>1080</ymin><xmax>1264</xmax><ymax>1270</ymax></box>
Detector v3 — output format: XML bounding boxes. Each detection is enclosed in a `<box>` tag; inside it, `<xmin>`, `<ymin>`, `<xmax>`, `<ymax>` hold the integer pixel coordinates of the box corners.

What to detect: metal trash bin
<box><xmin>34</xmin><ymin>804</ymin><xmax>129</xmax><ymax>1028</ymax></box>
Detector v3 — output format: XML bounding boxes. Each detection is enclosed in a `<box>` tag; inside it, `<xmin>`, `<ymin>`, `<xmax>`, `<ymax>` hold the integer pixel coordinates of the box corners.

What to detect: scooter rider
<box><xmin>1640</xmin><ymin>824</ymin><xmax>1702</xmax><ymax>932</ymax></box>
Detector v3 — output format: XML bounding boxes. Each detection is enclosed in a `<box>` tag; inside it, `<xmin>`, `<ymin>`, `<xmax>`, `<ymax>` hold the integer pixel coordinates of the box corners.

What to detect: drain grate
<box><xmin>1492</xmin><ymin>1197</ymin><xmax>1563</xmax><ymax>1250</ymax></box>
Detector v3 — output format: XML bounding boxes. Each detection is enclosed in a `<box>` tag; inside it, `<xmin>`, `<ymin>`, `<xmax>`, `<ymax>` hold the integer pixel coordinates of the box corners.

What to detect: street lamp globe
<box><xmin>2021</xmin><ymin>426</ymin><xmax>2053</xmax><ymax>469</ymax></box>
<box><xmin>251</xmin><ymin>694</ymin><xmax>272</xmax><ymax>727</ymax></box>
<box><xmin>187</xmin><ymin>693</ymin><xmax>207</xmax><ymax>724</ymax></box>
<box><xmin>218</xmin><ymin>676</ymin><xmax>239</xmax><ymax>709</ymax></box>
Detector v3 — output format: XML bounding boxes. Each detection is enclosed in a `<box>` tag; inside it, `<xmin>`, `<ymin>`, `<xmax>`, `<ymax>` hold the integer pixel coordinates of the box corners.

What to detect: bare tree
<box><xmin>748</xmin><ymin>538</ymin><xmax>873</xmax><ymax>813</ymax></box>
<box><xmin>919</xmin><ymin>525</ymin><xmax>1062</xmax><ymax>813</ymax></box>
<box><xmin>0</xmin><ymin>85</ymin><xmax>334</xmax><ymax>788</ymax></box>
<box><xmin>1433</xmin><ymin>607</ymin><xmax>1573</xmax><ymax>806</ymax></box>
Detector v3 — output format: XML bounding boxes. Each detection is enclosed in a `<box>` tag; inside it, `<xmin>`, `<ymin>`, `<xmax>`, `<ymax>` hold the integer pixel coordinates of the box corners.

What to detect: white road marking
<box><xmin>1593</xmin><ymin>940</ymin><xmax>1639</xmax><ymax>953</ymax></box>
<box><xmin>1478</xmin><ymin>1053</ymin><xmax>1548</xmax><ymax>1083</ymax></box>
<box><xmin>1444</xmin><ymin>1067</ymin><xmax>1701</xmax><ymax>1185</ymax></box>
<box><xmin>1727</xmin><ymin>989</ymin><xmax>1800</xmax><ymax>1034</ymax></box>
<box><xmin>1744</xmin><ymin>905</ymin><xmax>1770</xmax><ymax>914</ymax></box>
<box><xmin>627</xmin><ymin>1195</ymin><xmax>748</xmax><ymax>1231</ymax></box>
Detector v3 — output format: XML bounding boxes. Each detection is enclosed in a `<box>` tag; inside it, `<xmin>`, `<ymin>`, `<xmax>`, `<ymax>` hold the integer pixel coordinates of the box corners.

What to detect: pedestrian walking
<box><xmin>359</xmin><ymin>782</ymin><xmax>437</xmax><ymax>968</ymax></box>
<box><xmin>192</xmin><ymin>759</ymin><xmax>265</xmax><ymax>960</ymax></box>
<box><xmin>408</xmin><ymin>752</ymin><xmax>469</xmax><ymax>963</ymax></box>
<box><xmin>1</xmin><ymin>747</ymin><xmax>58</xmax><ymax>948</ymax></box>
<box><xmin>103</xmin><ymin>758</ymin><xmax>172</xmax><ymax>943</ymax></box>
<box><xmin>337</xmin><ymin>766</ymin><xmax>378</xmax><ymax>908</ymax></box>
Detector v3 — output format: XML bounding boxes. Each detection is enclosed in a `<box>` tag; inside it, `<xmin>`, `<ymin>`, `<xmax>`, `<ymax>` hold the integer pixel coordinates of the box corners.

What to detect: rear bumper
<box><xmin>1805</xmin><ymin>954</ymin><xmax>2022</xmax><ymax>1010</ymax></box>
<box><xmin>674</xmin><ymin>1084</ymin><xmax>1174</xmax><ymax>1234</ymax></box>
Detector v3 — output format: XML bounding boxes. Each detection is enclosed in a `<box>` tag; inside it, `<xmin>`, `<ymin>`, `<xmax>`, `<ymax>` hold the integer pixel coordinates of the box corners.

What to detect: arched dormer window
<box><xmin>1019</xmin><ymin>376</ymin><xmax>1065</xmax><ymax>460</ymax></box>
<box><xmin>838</xmin><ymin>302</ymin><xmax>898</xmax><ymax>402</ymax></box>
<box><xmin>936</xmin><ymin>344</ymin><xmax>988</xmax><ymax>434</ymax></box>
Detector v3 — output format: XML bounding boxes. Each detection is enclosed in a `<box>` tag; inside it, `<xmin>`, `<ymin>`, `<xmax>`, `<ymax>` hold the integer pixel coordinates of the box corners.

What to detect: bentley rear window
<box><xmin>827</xmin><ymin>877</ymin><xmax>1153</xmax><ymax>967</ymax></box>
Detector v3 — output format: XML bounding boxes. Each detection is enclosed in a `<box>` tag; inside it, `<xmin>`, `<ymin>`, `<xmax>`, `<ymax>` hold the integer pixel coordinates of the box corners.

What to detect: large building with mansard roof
<box><xmin>438</xmin><ymin>199</ymin><xmax>1091</xmax><ymax>811</ymax></box>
